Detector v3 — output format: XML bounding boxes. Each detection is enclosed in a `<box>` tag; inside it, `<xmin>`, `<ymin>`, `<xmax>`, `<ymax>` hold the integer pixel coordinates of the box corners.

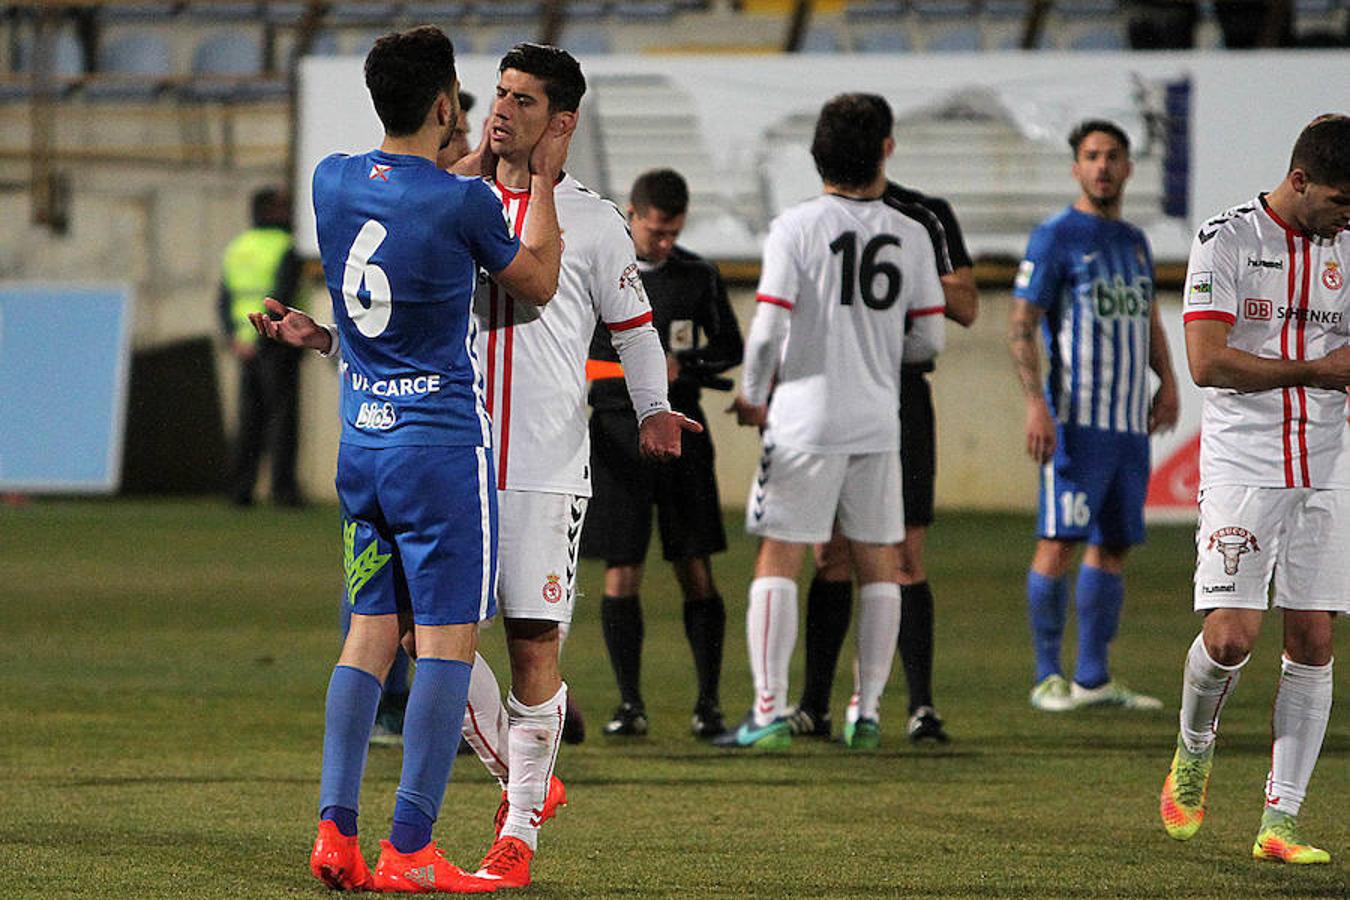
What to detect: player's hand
<box><xmin>1310</xmin><ymin>345</ymin><xmax>1350</xmax><ymax>389</ymax></box>
<box><xmin>638</xmin><ymin>410</ymin><xmax>702</xmax><ymax>462</ymax></box>
<box><xmin>249</xmin><ymin>298</ymin><xmax>331</xmax><ymax>353</ymax></box>
<box><xmin>1148</xmin><ymin>377</ymin><xmax>1180</xmax><ymax>434</ymax></box>
<box><xmin>727</xmin><ymin>394</ymin><xmax>767</xmax><ymax>428</ymax></box>
<box><xmin>529</xmin><ymin>114</ymin><xmax>574</xmax><ymax>181</ymax></box>
<box><xmin>450</xmin><ymin>116</ymin><xmax>496</xmax><ymax>178</ymax></box>
<box><xmin>1024</xmin><ymin>399</ymin><xmax>1056</xmax><ymax>464</ymax></box>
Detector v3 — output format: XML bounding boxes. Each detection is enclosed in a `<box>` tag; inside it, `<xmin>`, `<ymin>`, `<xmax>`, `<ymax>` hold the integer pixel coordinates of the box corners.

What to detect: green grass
<box><xmin>1</xmin><ymin>499</ymin><xmax>1345</xmax><ymax>897</ymax></box>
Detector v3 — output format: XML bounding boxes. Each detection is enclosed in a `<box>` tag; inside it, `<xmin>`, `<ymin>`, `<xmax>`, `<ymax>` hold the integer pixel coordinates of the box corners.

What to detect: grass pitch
<box><xmin>1</xmin><ymin>500</ymin><xmax>1345</xmax><ymax>898</ymax></box>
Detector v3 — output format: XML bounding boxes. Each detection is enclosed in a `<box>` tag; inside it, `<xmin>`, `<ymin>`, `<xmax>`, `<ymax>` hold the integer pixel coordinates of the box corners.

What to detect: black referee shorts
<box><xmin>900</xmin><ymin>369</ymin><xmax>936</xmax><ymax>528</ymax></box>
<box><xmin>580</xmin><ymin>405</ymin><xmax>728</xmax><ymax>565</ymax></box>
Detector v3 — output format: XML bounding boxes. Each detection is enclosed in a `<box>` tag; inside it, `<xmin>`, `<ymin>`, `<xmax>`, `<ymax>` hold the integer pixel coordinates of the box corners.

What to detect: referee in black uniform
<box><xmin>581</xmin><ymin>169</ymin><xmax>744</xmax><ymax>740</ymax></box>
<box><xmin>790</xmin><ymin>180</ymin><xmax>978</xmax><ymax>744</ymax></box>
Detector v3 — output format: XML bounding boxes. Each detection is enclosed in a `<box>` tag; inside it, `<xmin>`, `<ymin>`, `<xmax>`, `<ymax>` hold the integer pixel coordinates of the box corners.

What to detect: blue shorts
<box><xmin>336</xmin><ymin>443</ymin><xmax>498</xmax><ymax>626</ymax></box>
<box><xmin>1036</xmin><ymin>426</ymin><xmax>1149</xmax><ymax>547</ymax></box>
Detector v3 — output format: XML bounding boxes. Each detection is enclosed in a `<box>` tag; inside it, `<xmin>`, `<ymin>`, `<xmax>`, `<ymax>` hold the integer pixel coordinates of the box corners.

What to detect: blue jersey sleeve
<box><xmin>1013</xmin><ymin>222</ymin><xmax>1063</xmax><ymax>309</ymax></box>
<box><xmin>458</xmin><ymin>179</ymin><xmax>520</xmax><ymax>275</ymax></box>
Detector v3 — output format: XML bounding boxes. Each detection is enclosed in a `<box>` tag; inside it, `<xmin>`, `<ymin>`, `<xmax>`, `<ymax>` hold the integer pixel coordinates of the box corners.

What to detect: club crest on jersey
<box><xmin>369</xmin><ymin>163</ymin><xmax>391</xmax><ymax>182</ymax></box>
<box><xmin>1187</xmin><ymin>271</ymin><xmax>1213</xmax><ymax>306</ymax></box>
<box><xmin>1207</xmin><ymin>526</ymin><xmax>1259</xmax><ymax>575</ymax></box>
<box><xmin>1324</xmin><ymin>261</ymin><xmax>1343</xmax><ymax>292</ymax></box>
<box><xmin>619</xmin><ymin>262</ymin><xmax>642</xmax><ymax>293</ymax></box>
<box><xmin>542</xmin><ymin>573</ymin><xmax>563</xmax><ymax>604</ymax></box>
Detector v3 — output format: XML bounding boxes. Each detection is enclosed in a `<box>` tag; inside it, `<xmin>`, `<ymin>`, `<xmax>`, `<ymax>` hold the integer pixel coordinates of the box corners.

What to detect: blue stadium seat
<box><xmin>926</xmin><ymin>24</ymin><xmax>983</xmax><ymax>50</ymax></box>
<box><xmin>86</xmin><ymin>31</ymin><xmax>173</xmax><ymax>101</ymax></box>
<box><xmin>914</xmin><ymin>0</ymin><xmax>978</xmax><ymax>19</ymax></box>
<box><xmin>474</xmin><ymin>1</ymin><xmax>541</xmax><ymax>22</ymax></box>
<box><xmin>183</xmin><ymin>33</ymin><xmax>284</xmax><ymax>101</ymax></box>
<box><xmin>982</xmin><ymin>0</ymin><xmax>1030</xmax><ymax>18</ymax></box>
<box><xmin>326</xmin><ymin>2</ymin><xmax>403</xmax><ymax>25</ymax></box>
<box><xmin>846</xmin><ymin>1</ymin><xmax>908</xmax><ymax>19</ymax></box>
<box><xmin>855</xmin><ymin>27</ymin><xmax>913</xmax><ymax>51</ymax></box>
<box><xmin>403</xmin><ymin>2</ymin><xmax>472</xmax><ymax>25</ymax></box>
<box><xmin>1056</xmin><ymin>0</ymin><xmax>1119</xmax><ymax>16</ymax></box>
<box><xmin>612</xmin><ymin>1</ymin><xmax>676</xmax><ymax>19</ymax></box>
<box><xmin>99</xmin><ymin>2</ymin><xmax>182</xmax><ymax>23</ymax></box>
<box><xmin>483</xmin><ymin>32</ymin><xmax>535</xmax><ymax>56</ymax></box>
<box><xmin>800</xmin><ymin>25</ymin><xmax>844</xmax><ymax>52</ymax></box>
<box><xmin>567</xmin><ymin>1</ymin><xmax>610</xmax><ymax>19</ymax></box>
<box><xmin>264</xmin><ymin>2</ymin><xmax>309</xmax><ymax>24</ymax></box>
<box><xmin>183</xmin><ymin>2</ymin><xmax>259</xmax><ymax>20</ymax></box>
<box><xmin>1068</xmin><ymin>24</ymin><xmax>1125</xmax><ymax>49</ymax></box>
<box><xmin>14</xmin><ymin>30</ymin><xmax>85</xmax><ymax>79</ymax></box>
<box><xmin>564</xmin><ymin>28</ymin><xmax>614</xmax><ymax>55</ymax></box>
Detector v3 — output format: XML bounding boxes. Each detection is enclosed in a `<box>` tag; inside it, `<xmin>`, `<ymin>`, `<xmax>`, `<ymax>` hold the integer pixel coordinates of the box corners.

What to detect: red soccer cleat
<box><xmin>493</xmin><ymin>774</ymin><xmax>567</xmax><ymax>839</ymax></box>
<box><xmin>466</xmin><ymin>836</ymin><xmax>534</xmax><ymax>890</ymax></box>
<box><xmin>310</xmin><ymin>820</ymin><xmax>374</xmax><ymax>891</ymax></box>
<box><xmin>371</xmin><ymin>839</ymin><xmax>497</xmax><ymax>893</ymax></box>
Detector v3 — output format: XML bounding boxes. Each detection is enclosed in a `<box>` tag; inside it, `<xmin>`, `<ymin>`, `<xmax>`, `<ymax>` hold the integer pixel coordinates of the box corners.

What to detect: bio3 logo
<box><xmin>1091</xmin><ymin>275</ymin><xmax>1152</xmax><ymax>319</ymax></box>
<box><xmin>355</xmin><ymin>402</ymin><xmax>397</xmax><ymax>430</ymax></box>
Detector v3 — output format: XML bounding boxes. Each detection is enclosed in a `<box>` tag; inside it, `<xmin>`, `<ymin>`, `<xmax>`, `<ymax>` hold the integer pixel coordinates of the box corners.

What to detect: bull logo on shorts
<box><xmin>542</xmin><ymin>572</ymin><xmax>563</xmax><ymax>604</ymax></box>
<box><xmin>1207</xmin><ymin>526</ymin><xmax>1259</xmax><ymax>575</ymax></box>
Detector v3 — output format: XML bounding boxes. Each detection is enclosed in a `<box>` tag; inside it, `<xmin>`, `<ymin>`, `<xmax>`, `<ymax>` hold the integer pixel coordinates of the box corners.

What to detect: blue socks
<box><xmin>318</xmin><ymin>665</ymin><xmax>384</xmax><ymax>833</ymax></box>
<box><xmin>1027</xmin><ymin>571</ymin><xmax>1068</xmax><ymax>683</ymax></box>
<box><xmin>389</xmin><ymin>657</ymin><xmax>472</xmax><ymax>853</ymax></box>
<box><xmin>1074</xmin><ymin>564</ymin><xmax>1123</xmax><ymax>690</ymax></box>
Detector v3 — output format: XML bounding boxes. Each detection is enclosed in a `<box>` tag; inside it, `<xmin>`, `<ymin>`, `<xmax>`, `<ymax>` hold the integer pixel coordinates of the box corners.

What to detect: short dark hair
<box><xmin>458</xmin><ymin>90</ymin><xmax>475</xmax><ymax>114</ymax></box>
<box><xmin>498</xmin><ymin>43</ymin><xmax>586</xmax><ymax>113</ymax></box>
<box><xmin>630</xmin><ymin>169</ymin><xmax>689</xmax><ymax>216</ymax></box>
<box><xmin>251</xmin><ymin>186</ymin><xmax>288</xmax><ymax>228</ymax></box>
<box><xmin>811</xmin><ymin>93</ymin><xmax>892</xmax><ymax>190</ymax></box>
<box><xmin>364</xmin><ymin>26</ymin><xmax>457</xmax><ymax>137</ymax></box>
<box><xmin>1068</xmin><ymin>119</ymin><xmax>1130</xmax><ymax>158</ymax></box>
<box><xmin>1289</xmin><ymin>114</ymin><xmax>1350</xmax><ymax>186</ymax></box>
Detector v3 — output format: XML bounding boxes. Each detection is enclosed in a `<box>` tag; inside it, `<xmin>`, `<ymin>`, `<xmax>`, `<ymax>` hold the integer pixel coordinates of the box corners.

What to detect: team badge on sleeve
<box><xmin>1187</xmin><ymin>271</ymin><xmax>1213</xmax><ymax>306</ymax></box>
<box><xmin>1014</xmin><ymin>259</ymin><xmax>1035</xmax><ymax>289</ymax></box>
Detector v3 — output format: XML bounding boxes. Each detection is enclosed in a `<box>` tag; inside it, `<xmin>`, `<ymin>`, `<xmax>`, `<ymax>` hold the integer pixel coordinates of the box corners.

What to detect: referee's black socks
<box><xmin>799</xmin><ymin>575</ymin><xmax>853</xmax><ymax>718</ymax></box>
<box><xmin>899</xmin><ymin>581</ymin><xmax>935</xmax><ymax>714</ymax></box>
<box><xmin>601</xmin><ymin>594</ymin><xmax>645</xmax><ymax>709</ymax></box>
<box><xmin>683</xmin><ymin>594</ymin><xmax>725</xmax><ymax>710</ymax></box>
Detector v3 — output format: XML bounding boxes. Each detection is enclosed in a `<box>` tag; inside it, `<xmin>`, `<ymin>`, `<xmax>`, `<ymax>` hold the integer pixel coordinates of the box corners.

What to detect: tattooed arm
<box><xmin>1009</xmin><ymin>299</ymin><xmax>1056</xmax><ymax>464</ymax></box>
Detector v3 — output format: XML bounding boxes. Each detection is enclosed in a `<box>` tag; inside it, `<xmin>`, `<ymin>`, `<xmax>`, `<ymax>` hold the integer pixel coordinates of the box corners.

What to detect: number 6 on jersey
<box><xmin>343</xmin><ymin>219</ymin><xmax>392</xmax><ymax>337</ymax></box>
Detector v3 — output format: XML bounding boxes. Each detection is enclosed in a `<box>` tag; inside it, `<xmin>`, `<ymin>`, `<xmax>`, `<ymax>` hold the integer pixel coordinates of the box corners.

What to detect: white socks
<box><xmin>747</xmin><ymin>576</ymin><xmax>798</xmax><ymax>726</ymax></box>
<box><xmin>1266</xmin><ymin>656</ymin><xmax>1333</xmax><ymax>817</ymax></box>
<box><xmin>853</xmin><ymin>582</ymin><xmax>902</xmax><ymax>722</ymax></box>
<box><xmin>461</xmin><ymin>652</ymin><xmax>511</xmax><ymax>785</ymax></box>
<box><xmin>500</xmin><ymin>683</ymin><xmax>567</xmax><ymax>851</ymax></box>
<box><xmin>1178</xmin><ymin>633</ymin><xmax>1246</xmax><ymax>754</ymax></box>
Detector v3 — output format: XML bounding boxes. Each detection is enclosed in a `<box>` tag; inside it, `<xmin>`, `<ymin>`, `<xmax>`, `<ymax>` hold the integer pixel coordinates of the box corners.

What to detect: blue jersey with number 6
<box><xmin>313</xmin><ymin>150</ymin><xmax>520</xmax><ymax>448</ymax></box>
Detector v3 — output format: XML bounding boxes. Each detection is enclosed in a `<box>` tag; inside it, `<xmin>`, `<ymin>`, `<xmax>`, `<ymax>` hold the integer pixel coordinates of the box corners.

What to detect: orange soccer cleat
<box><xmin>466</xmin><ymin>836</ymin><xmax>534</xmax><ymax>890</ymax></box>
<box><xmin>310</xmin><ymin>820</ymin><xmax>374</xmax><ymax>892</ymax></box>
<box><xmin>493</xmin><ymin>774</ymin><xmax>568</xmax><ymax>839</ymax></box>
<box><xmin>371</xmin><ymin>839</ymin><xmax>497</xmax><ymax>893</ymax></box>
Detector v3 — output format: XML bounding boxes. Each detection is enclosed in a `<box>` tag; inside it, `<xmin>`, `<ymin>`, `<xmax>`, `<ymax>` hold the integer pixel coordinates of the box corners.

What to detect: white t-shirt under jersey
<box><xmin>475</xmin><ymin>174</ymin><xmax>666</xmax><ymax>495</ymax></box>
<box><xmin>1182</xmin><ymin>194</ymin><xmax>1350</xmax><ymax>489</ymax></box>
<box><xmin>751</xmin><ymin>193</ymin><xmax>945</xmax><ymax>454</ymax></box>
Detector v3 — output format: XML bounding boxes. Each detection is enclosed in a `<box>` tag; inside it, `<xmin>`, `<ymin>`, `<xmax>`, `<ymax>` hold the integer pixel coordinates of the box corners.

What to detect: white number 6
<box><xmin>342</xmin><ymin>219</ymin><xmax>392</xmax><ymax>337</ymax></box>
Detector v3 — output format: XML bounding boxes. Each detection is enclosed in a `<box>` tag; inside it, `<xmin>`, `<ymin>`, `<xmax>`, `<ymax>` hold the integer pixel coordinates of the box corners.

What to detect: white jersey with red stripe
<box><xmin>752</xmin><ymin>192</ymin><xmax>946</xmax><ymax>454</ymax></box>
<box><xmin>1182</xmin><ymin>194</ymin><xmax>1350</xmax><ymax>489</ymax></box>
<box><xmin>475</xmin><ymin>173</ymin><xmax>661</xmax><ymax>495</ymax></box>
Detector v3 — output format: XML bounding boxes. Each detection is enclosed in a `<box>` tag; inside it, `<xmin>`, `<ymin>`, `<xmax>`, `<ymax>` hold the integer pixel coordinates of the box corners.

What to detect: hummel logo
<box><xmin>405</xmin><ymin>864</ymin><xmax>436</xmax><ymax>889</ymax></box>
<box><xmin>1198</xmin><ymin>228</ymin><xmax>1218</xmax><ymax>244</ymax></box>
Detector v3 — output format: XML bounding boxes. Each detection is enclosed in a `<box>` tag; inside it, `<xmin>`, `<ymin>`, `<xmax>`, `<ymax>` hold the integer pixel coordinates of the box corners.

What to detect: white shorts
<box><xmin>1194</xmin><ymin>484</ymin><xmax>1350</xmax><ymax>613</ymax></box>
<box><xmin>496</xmin><ymin>489</ymin><xmax>588</xmax><ymax>623</ymax></box>
<box><xmin>746</xmin><ymin>442</ymin><xmax>903</xmax><ymax>545</ymax></box>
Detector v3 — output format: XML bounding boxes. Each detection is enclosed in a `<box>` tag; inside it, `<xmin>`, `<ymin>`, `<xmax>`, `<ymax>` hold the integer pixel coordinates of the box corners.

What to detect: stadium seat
<box><xmin>926</xmin><ymin>24</ymin><xmax>983</xmax><ymax>50</ymax></box>
<box><xmin>612</xmin><ymin>1</ymin><xmax>677</xmax><ymax>19</ymax></box>
<box><xmin>483</xmin><ymin>32</ymin><xmax>536</xmax><ymax>56</ymax></box>
<box><xmin>183</xmin><ymin>33</ymin><xmax>284</xmax><ymax>101</ymax></box>
<box><xmin>14</xmin><ymin>30</ymin><xmax>85</xmax><ymax>80</ymax></box>
<box><xmin>565</xmin><ymin>28</ymin><xmax>615</xmax><ymax>55</ymax></box>
<box><xmin>326</xmin><ymin>2</ymin><xmax>403</xmax><ymax>25</ymax></box>
<box><xmin>855</xmin><ymin>26</ymin><xmax>914</xmax><ymax>51</ymax></box>
<box><xmin>845</xmin><ymin>1</ymin><xmax>908</xmax><ymax>19</ymax></box>
<box><xmin>183</xmin><ymin>2</ymin><xmax>259</xmax><ymax>21</ymax></box>
<box><xmin>567</xmin><ymin>1</ymin><xmax>611</xmax><ymax>19</ymax></box>
<box><xmin>86</xmin><ymin>32</ymin><xmax>173</xmax><ymax>101</ymax></box>
<box><xmin>474</xmin><ymin>1</ymin><xmax>541</xmax><ymax>22</ymax></box>
<box><xmin>800</xmin><ymin>25</ymin><xmax>845</xmax><ymax>52</ymax></box>
<box><xmin>263</xmin><ymin>2</ymin><xmax>309</xmax><ymax>24</ymax></box>
<box><xmin>1055</xmin><ymin>0</ymin><xmax>1119</xmax><ymax>16</ymax></box>
<box><xmin>402</xmin><ymin>2</ymin><xmax>472</xmax><ymax>25</ymax></box>
<box><xmin>99</xmin><ymin>2</ymin><xmax>182</xmax><ymax>23</ymax></box>
<box><xmin>914</xmin><ymin>0</ymin><xmax>978</xmax><ymax>19</ymax></box>
<box><xmin>982</xmin><ymin>0</ymin><xmax>1030</xmax><ymax>18</ymax></box>
<box><xmin>1068</xmin><ymin>24</ymin><xmax>1125</xmax><ymax>49</ymax></box>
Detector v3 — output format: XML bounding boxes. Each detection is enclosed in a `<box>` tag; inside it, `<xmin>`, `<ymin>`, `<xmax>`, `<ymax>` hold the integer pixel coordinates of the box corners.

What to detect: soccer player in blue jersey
<box><xmin>1008</xmin><ymin>119</ymin><xmax>1180</xmax><ymax>713</ymax></box>
<box><xmin>254</xmin><ymin>26</ymin><xmax>569</xmax><ymax>892</ymax></box>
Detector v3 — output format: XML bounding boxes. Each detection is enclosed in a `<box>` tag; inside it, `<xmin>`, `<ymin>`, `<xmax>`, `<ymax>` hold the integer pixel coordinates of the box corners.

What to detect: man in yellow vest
<box><xmin>218</xmin><ymin>186</ymin><xmax>304</xmax><ymax>507</ymax></box>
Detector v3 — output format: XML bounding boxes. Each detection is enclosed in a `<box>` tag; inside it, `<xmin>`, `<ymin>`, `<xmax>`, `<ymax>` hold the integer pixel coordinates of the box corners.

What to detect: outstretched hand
<box><xmin>638</xmin><ymin>410</ymin><xmax>703</xmax><ymax>462</ymax></box>
<box><xmin>727</xmin><ymin>394</ymin><xmax>767</xmax><ymax>428</ymax></box>
<box><xmin>248</xmin><ymin>298</ymin><xmax>332</xmax><ymax>353</ymax></box>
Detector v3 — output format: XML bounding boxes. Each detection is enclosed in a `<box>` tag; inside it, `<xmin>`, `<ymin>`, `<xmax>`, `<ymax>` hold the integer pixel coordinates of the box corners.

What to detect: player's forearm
<box><xmin>1188</xmin><ymin>346</ymin><xmax>1321</xmax><ymax>392</ymax></box>
<box><xmin>941</xmin><ymin>269</ymin><xmax>979</xmax><ymax>327</ymax></box>
<box><xmin>1007</xmin><ymin>307</ymin><xmax>1044</xmax><ymax>401</ymax></box>
<box><xmin>611</xmin><ymin>322</ymin><xmax>672</xmax><ymax>423</ymax></box>
<box><xmin>740</xmin><ymin>303</ymin><xmax>789</xmax><ymax>406</ymax></box>
<box><xmin>514</xmin><ymin>182</ymin><xmax>562</xmax><ymax>305</ymax></box>
<box><xmin>903</xmin><ymin>309</ymin><xmax>946</xmax><ymax>365</ymax></box>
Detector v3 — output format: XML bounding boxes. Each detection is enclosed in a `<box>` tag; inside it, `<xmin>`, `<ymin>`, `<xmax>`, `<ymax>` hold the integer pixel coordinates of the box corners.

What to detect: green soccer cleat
<box><xmin>1030</xmin><ymin>674</ymin><xmax>1074</xmax><ymax>711</ymax></box>
<box><xmin>1159</xmin><ymin>734</ymin><xmax>1214</xmax><ymax>841</ymax></box>
<box><xmin>712</xmin><ymin>713</ymin><xmax>791</xmax><ymax>750</ymax></box>
<box><xmin>1252</xmin><ymin>809</ymin><xmax>1331</xmax><ymax>864</ymax></box>
<box><xmin>1070</xmin><ymin>679</ymin><xmax>1163</xmax><ymax>711</ymax></box>
<box><xmin>843</xmin><ymin>717</ymin><xmax>880</xmax><ymax>749</ymax></box>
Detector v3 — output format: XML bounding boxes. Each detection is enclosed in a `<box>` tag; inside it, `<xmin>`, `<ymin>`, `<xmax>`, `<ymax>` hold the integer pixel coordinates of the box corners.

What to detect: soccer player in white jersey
<box><xmin>447</xmin><ymin>44</ymin><xmax>699</xmax><ymax>889</ymax></box>
<box><xmin>1159</xmin><ymin>114</ymin><xmax>1350</xmax><ymax>864</ymax></box>
<box><xmin>716</xmin><ymin>93</ymin><xmax>945</xmax><ymax>750</ymax></box>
